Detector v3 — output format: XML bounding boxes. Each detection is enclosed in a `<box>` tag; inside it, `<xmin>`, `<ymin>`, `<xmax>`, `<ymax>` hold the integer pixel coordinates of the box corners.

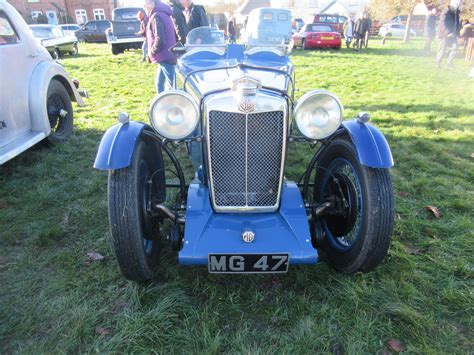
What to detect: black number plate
<box><xmin>208</xmin><ymin>253</ymin><xmax>289</xmax><ymax>274</ymax></box>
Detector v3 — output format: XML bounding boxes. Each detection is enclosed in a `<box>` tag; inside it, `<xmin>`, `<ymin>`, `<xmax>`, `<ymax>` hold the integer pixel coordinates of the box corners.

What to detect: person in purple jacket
<box><xmin>144</xmin><ymin>0</ymin><xmax>177</xmax><ymax>93</ymax></box>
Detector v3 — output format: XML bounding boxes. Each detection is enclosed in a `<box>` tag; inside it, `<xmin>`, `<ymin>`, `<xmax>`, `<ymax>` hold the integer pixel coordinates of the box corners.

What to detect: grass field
<box><xmin>1</xmin><ymin>38</ymin><xmax>473</xmax><ymax>353</ymax></box>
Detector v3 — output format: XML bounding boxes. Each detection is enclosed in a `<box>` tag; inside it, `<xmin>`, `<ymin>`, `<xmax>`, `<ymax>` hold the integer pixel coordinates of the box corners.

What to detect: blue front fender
<box><xmin>94</xmin><ymin>121</ymin><xmax>150</xmax><ymax>170</ymax></box>
<box><xmin>341</xmin><ymin>120</ymin><xmax>394</xmax><ymax>168</ymax></box>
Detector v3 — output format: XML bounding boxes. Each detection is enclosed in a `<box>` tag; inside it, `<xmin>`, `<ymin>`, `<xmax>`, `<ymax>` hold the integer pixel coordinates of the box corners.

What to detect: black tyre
<box><xmin>70</xmin><ymin>42</ymin><xmax>78</xmax><ymax>56</ymax></box>
<box><xmin>108</xmin><ymin>139</ymin><xmax>163</xmax><ymax>281</ymax></box>
<box><xmin>52</xmin><ymin>48</ymin><xmax>60</xmax><ymax>60</ymax></box>
<box><xmin>45</xmin><ymin>79</ymin><xmax>74</xmax><ymax>145</ymax></box>
<box><xmin>314</xmin><ymin>137</ymin><xmax>394</xmax><ymax>274</ymax></box>
<box><xmin>111</xmin><ymin>44</ymin><xmax>121</xmax><ymax>55</ymax></box>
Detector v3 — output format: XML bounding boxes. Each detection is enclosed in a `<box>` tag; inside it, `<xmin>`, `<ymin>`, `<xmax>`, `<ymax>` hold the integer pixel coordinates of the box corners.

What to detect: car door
<box><xmin>0</xmin><ymin>11</ymin><xmax>36</xmax><ymax>147</ymax></box>
<box><xmin>97</xmin><ymin>21</ymin><xmax>110</xmax><ymax>42</ymax></box>
<box><xmin>84</xmin><ymin>22</ymin><xmax>97</xmax><ymax>42</ymax></box>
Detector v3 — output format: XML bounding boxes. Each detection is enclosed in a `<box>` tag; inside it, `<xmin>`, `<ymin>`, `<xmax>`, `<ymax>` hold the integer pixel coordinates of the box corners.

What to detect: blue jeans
<box><xmin>142</xmin><ymin>39</ymin><xmax>147</xmax><ymax>61</ymax></box>
<box><xmin>155</xmin><ymin>62</ymin><xmax>176</xmax><ymax>94</ymax></box>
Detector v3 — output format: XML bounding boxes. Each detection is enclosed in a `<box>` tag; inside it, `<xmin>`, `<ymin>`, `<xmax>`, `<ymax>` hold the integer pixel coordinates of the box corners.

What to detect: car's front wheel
<box><xmin>314</xmin><ymin>137</ymin><xmax>394</xmax><ymax>274</ymax></box>
<box><xmin>52</xmin><ymin>48</ymin><xmax>60</xmax><ymax>60</ymax></box>
<box><xmin>45</xmin><ymin>79</ymin><xmax>74</xmax><ymax>145</ymax></box>
<box><xmin>70</xmin><ymin>43</ymin><xmax>78</xmax><ymax>56</ymax></box>
<box><xmin>108</xmin><ymin>139</ymin><xmax>163</xmax><ymax>282</ymax></box>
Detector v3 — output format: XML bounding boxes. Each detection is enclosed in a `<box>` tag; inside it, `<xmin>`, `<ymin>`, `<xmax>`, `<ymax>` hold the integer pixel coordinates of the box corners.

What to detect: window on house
<box><xmin>31</xmin><ymin>11</ymin><xmax>43</xmax><ymax>20</ymax></box>
<box><xmin>0</xmin><ymin>11</ymin><xmax>20</xmax><ymax>45</ymax></box>
<box><xmin>75</xmin><ymin>9</ymin><xmax>87</xmax><ymax>25</ymax></box>
<box><xmin>93</xmin><ymin>9</ymin><xmax>106</xmax><ymax>20</ymax></box>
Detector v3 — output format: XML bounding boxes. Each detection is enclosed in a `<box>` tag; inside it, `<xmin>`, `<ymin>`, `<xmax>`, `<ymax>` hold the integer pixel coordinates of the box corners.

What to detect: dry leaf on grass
<box><xmin>85</xmin><ymin>252</ymin><xmax>106</xmax><ymax>266</ymax></box>
<box><xmin>470</xmin><ymin>153</ymin><xmax>474</xmax><ymax>158</ymax></box>
<box><xmin>425</xmin><ymin>205</ymin><xmax>442</xmax><ymax>219</ymax></box>
<box><xmin>387</xmin><ymin>338</ymin><xmax>405</xmax><ymax>352</ymax></box>
<box><xmin>0</xmin><ymin>200</ymin><xmax>11</xmax><ymax>209</ymax></box>
<box><xmin>398</xmin><ymin>191</ymin><xmax>409</xmax><ymax>198</ymax></box>
<box><xmin>95</xmin><ymin>327</ymin><xmax>111</xmax><ymax>336</ymax></box>
<box><xmin>406</xmin><ymin>246</ymin><xmax>424</xmax><ymax>255</ymax></box>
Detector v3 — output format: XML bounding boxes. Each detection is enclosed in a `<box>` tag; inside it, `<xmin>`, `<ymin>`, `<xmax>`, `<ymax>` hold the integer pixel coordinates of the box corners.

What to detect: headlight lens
<box><xmin>294</xmin><ymin>90</ymin><xmax>343</xmax><ymax>140</ymax></box>
<box><xmin>148</xmin><ymin>91</ymin><xmax>199</xmax><ymax>140</ymax></box>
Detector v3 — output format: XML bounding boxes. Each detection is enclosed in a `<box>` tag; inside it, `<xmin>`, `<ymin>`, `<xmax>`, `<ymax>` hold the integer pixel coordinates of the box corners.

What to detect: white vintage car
<box><xmin>0</xmin><ymin>0</ymin><xmax>85</xmax><ymax>165</ymax></box>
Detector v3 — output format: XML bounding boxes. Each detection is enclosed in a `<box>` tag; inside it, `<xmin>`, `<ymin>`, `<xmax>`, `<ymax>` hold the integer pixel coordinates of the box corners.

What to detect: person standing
<box><xmin>353</xmin><ymin>14</ymin><xmax>368</xmax><ymax>50</ymax></box>
<box><xmin>343</xmin><ymin>16</ymin><xmax>354</xmax><ymax>48</ymax></box>
<box><xmin>144</xmin><ymin>0</ymin><xmax>177</xmax><ymax>94</ymax></box>
<box><xmin>364</xmin><ymin>13</ymin><xmax>372</xmax><ymax>48</ymax></box>
<box><xmin>436</xmin><ymin>0</ymin><xmax>462</xmax><ymax>69</ymax></box>
<box><xmin>227</xmin><ymin>17</ymin><xmax>237</xmax><ymax>44</ymax></box>
<box><xmin>170</xmin><ymin>0</ymin><xmax>209</xmax><ymax>44</ymax></box>
<box><xmin>136</xmin><ymin>10</ymin><xmax>148</xmax><ymax>62</ymax></box>
<box><xmin>424</xmin><ymin>8</ymin><xmax>438</xmax><ymax>51</ymax></box>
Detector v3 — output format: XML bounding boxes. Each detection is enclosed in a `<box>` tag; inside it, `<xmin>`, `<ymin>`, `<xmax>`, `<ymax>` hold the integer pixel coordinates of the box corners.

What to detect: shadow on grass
<box><xmin>292</xmin><ymin>46</ymin><xmax>433</xmax><ymax>58</ymax></box>
<box><xmin>347</xmin><ymin>103</ymin><xmax>474</xmax><ymax>118</ymax></box>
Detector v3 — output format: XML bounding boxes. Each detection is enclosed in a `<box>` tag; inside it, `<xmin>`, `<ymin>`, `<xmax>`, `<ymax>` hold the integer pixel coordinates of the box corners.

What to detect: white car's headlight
<box><xmin>294</xmin><ymin>90</ymin><xmax>343</xmax><ymax>140</ymax></box>
<box><xmin>148</xmin><ymin>91</ymin><xmax>199</xmax><ymax>140</ymax></box>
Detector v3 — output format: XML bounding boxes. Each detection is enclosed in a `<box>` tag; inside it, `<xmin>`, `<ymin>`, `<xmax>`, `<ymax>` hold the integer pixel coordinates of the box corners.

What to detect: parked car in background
<box><xmin>292</xmin><ymin>24</ymin><xmax>342</xmax><ymax>50</ymax></box>
<box><xmin>0</xmin><ymin>1</ymin><xmax>86</xmax><ymax>165</ymax></box>
<box><xmin>59</xmin><ymin>24</ymin><xmax>80</xmax><ymax>36</ymax></box>
<box><xmin>306</xmin><ymin>14</ymin><xmax>348</xmax><ymax>34</ymax></box>
<box><xmin>107</xmin><ymin>7</ymin><xmax>143</xmax><ymax>55</ymax></box>
<box><xmin>75</xmin><ymin>20</ymin><xmax>110</xmax><ymax>43</ymax></box>
<box><xmin>94</xmin><ymin>27</ymin><xmax>395</xmax><ymax>282</ymax></box>
<box><xmin>379</xmin><ymin>23</ymin><xmax>417</xmax><ymax>37</ymax></box>
<box><xmin>390</xmin><ymin>15</ymin><xmax>426</xmax><ymax>36</ymax></box>
<box><xmin>245</xmin><ymin>8</ymin><xmax>292</xmax><ymax>45</ymax></box>
<box><xmin>29</xmin><ymin>24</ymin><xmax>78</xmax><ymax>59</ymax></box>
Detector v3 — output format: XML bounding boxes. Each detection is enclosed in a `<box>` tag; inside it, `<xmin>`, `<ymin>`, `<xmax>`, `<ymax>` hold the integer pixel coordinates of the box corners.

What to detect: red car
<box><xmin>292</xmin><ymin>24</ymin><xmax>342</xmax><ymax>50</ymax></box>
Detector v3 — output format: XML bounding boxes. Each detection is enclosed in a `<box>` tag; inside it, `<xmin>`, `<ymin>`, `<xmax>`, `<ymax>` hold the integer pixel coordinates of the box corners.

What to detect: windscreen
<box><xmin>30</xmin><ymin>27</ymin><xmax>53</xmax><ymax>38</ymax></box>
<box><xmin>186</xmin><ymin>27</ymin><xmax>226</xmax><ymax>46</ymax></box>
<box><xmin>305</xmin><ymin>24</ymin><xmax>333</xmax><ymax>32</ymax></box>
<box><xmin>114</xmin><ymin>8</ymin><xmax>141</xmax><ymax>21</ymax></box>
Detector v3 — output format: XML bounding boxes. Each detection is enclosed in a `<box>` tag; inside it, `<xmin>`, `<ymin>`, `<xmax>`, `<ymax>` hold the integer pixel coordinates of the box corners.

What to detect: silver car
<box><xmin>0</xmin><ymin>1</ymin><xmax>86</xmax><ymax>165</ymax></box>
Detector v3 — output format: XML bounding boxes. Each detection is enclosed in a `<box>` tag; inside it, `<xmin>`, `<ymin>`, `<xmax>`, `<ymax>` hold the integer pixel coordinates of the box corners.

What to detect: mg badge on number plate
<box><xmin>238</xmin><ymin>98</ymin><xmax>256</xmax><ymax>113</ymax></box>
<box><xmin>242</xmin><ymin>231</ymin><xmax>255</xmax><ymax>243</ymax></box>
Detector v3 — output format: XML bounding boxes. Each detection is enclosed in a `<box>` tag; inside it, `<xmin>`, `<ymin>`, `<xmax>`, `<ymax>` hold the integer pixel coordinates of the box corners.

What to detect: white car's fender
<box><xmin>29</xmin><ymin>61</ymin><xmax>85</xmax><ymax>134</ymax></box>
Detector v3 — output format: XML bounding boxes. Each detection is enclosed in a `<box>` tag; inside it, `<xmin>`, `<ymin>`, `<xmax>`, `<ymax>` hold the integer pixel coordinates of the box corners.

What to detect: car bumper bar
<box><xmin>179</xmin><ymin>182</ymin><xmax>318</xmax><ymax>266</ymax></box>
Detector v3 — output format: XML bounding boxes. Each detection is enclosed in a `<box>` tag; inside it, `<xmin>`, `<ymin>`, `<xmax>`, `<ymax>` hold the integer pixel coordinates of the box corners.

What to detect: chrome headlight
<box><xmin>294</xmin><ymin>90</ymin><xmax>343</xmax><ymax>140</ymax></box>
<box><xmin>148</xmin><ymin>90</ymin><xmax>199</xmax><ymax>140</ymax></box>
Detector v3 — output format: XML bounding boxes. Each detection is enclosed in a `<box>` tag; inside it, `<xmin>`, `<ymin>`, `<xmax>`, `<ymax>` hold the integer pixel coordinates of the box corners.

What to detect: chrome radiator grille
<box><xmin>208</xmin><ymin>110</ymin><xmax>285</xmax><ymax>211</ymax></box>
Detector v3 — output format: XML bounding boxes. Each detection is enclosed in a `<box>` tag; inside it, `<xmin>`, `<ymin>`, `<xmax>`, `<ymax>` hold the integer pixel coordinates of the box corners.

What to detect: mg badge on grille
<box><xmin>238</xmin><ymin>98</ymin><xmax>256</xmax><ymax>113</ymax></box>
<box><xmin>242</xmin><ymin>231</ymin><xmax>255</xmax><ymax>243</ymax></box>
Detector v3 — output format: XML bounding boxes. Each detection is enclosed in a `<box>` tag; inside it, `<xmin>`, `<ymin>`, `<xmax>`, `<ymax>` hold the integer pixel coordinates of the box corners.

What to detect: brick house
<box><xmin>6</xmin><ymin>0</ymin><xmax>115</xmax><ymax>25</ymax></box>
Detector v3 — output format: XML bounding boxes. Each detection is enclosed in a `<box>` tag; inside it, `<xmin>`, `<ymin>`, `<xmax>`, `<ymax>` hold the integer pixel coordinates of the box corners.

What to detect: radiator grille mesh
<box><xmin>208</xmin><ymin>110</ymin><xmax>285</xmax><ymax>210</ymax></box>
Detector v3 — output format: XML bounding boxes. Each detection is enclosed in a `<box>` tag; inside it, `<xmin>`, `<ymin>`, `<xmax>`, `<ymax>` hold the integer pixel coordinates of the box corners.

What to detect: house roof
<box><xmin>236</xmin><ymin>0</ymin><xmax>271</xmax><ymax>16</ymax></box>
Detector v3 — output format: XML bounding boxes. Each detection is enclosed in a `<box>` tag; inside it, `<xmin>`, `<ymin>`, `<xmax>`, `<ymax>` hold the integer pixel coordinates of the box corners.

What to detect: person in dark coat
<box><xmin>227</xmin><ymin>17</ymin><xmax>236</xmax><ymax>44</ymax></box>
<box><xmin>436</xmin><ymin>0</ymin><xmax>462</xmax><ymax>68</ymax></box>
<box><xmin>144</xmin><ymin>0</ymin><xmax>177</xmax><ymax>93</ymax></box>
<box><xmin>424</xmin><ymin>8</ymin><xmax>438</xmax><ymax>51</ymax></box>
<box><xmin>353</xmin><ymin>13</ymin><xmax>369</xmax><ymax>50</ymax></box>
<box><xmin>364</xmin><ymin>14</ymin><xmax>372</xmax><ymax>48</ymax></box>
<box><xmin>170</xmin><ymin>0</ymin><xmax>209</xmax><ymax>44</ymax></box>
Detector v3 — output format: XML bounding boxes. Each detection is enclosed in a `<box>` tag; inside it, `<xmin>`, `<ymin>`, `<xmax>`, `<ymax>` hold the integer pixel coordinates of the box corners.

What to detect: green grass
<box><xmin>1</xmin><ymin>38</ymin><xmax>473</xmax><ymax>353</ymax></box>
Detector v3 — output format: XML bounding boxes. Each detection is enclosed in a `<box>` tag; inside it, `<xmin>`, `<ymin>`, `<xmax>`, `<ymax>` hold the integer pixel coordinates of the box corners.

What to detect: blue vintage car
<box><xmin>94</xmin><ymin>27</ymin><xmax>394</xmax><ymax>281</ymax></box>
